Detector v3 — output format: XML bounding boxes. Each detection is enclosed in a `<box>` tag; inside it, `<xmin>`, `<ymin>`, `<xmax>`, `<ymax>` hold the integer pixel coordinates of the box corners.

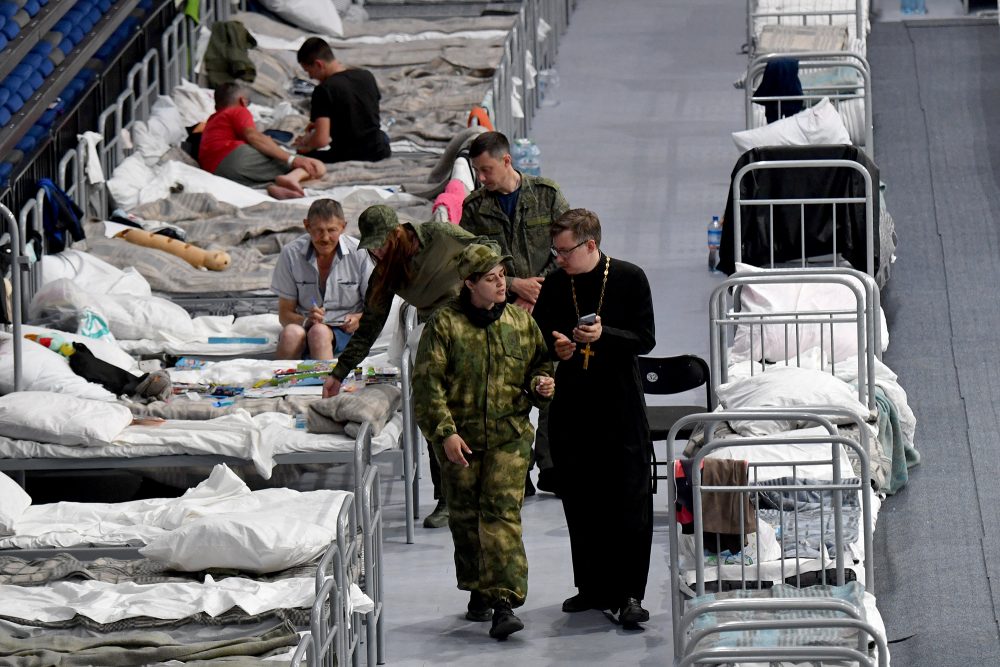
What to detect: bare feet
<box><xmin>267</xmin><ymin>184</ymin><xmax>304</xmax><ymax>200</ymax></box>
<box><xmin>272</xmin><ymin>174</ymin><xmax>306</xmax><ymax>197</ymax></box>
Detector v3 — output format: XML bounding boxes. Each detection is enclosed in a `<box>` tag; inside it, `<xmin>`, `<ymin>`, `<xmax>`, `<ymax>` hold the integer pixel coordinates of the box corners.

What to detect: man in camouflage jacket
<box><xmin>413</xmin><ymin>244</ymin><xmax>554</xmax><ymax>640</ymax></box>
<box><xmin>460</xmin><ymin>131</ymin><xmax>570</xmax><ymax>497</ymax></box>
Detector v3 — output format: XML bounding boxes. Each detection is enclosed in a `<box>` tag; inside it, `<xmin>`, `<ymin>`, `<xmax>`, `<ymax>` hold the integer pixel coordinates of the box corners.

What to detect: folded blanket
<box><xmin>308</xmin><ymin>384</ymin><xmax>401</xmax><ymax>437</ymax></box>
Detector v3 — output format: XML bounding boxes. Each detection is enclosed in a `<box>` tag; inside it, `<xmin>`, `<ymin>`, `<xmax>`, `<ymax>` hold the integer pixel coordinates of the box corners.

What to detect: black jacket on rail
<box><xmin>716</xmin><ymin>144</ymin><xmax>880</xmax><ymax>277</ymax></box>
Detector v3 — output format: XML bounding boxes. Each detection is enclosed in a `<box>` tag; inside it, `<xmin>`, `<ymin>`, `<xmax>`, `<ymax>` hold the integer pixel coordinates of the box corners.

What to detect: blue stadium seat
<box><xmin>0</xmin><ymin>86</ymin><xmax>7</xmax><ymax>108</ymax></box>
<box><xmin>15</xmin><ymin>134</ymin><xmax>37</xmax><ymax>154</ymax></box>
<box><xmin>1</xmin><ymin>19</ymin><xmax>17</xmax><ymax>40</ymax></box>
<box><xmin>4</xmin><ymin>90</ymin><xmax>23</xmax><ymax>114</ymax></box>
<box><xmin>0</xmin><ymin>162</ymin><xmax>14</xmax><ymax>188</ymax></box>
<box><xmin>0</xmin><ymin>3</ymin><xmax>16</xmax><ymax>19</ymax></box>
<box><xmin>22</xmin><ymin>0</ymin><xmax>39</xmax><ymax>18</ymax></box>
<box><xmin>0</xmin><ymin>32</ymin><xmax>7</xmax><ymax>53</ymax></box>
<box><xmin>0</xmin><ymin>106</ymin><xmax>11</xmax><ymax>128</ymax></box>
<box><xmin>31</xmin><ymin>39</ymin><xmax>51</xmax><ymax>57</ymax></box>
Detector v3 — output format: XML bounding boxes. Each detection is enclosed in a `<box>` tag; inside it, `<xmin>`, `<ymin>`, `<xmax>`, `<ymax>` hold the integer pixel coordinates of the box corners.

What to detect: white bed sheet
<box><xmin>0</xmin><ymin>408</ymin><xmax>399</xmax><ymax>480</ymax></box>
<box><xmin>0</xmin><ymin>464</ymin><xmax>350</xmax><ymax>551</ymax></box>
<box><xmin>0</xmin><ymin>576</ymin><xmax>315</xmax><ymax>624</ymax></box>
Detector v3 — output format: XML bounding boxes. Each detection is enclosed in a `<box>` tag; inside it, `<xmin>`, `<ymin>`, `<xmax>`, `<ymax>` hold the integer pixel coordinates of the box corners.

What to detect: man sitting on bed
<box><xmin>271</xmin><ymin>198</ymin><xmax>374</xmax><ymax>359</ymax></box>
<box><xmin>199</xmin><ymin>82</ymin><xmax>327</xmax><ymax>199</ymax></box>
<box><xmin>293</xmin><ymin>37</ymin><xmax>391</xmax><ymax>164</ymax></box>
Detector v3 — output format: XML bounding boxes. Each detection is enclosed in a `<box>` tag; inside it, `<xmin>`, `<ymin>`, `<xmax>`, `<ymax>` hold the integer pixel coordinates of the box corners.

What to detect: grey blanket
<box><xmin>129</xmin><ymin>395</ymin><xmax>319</xmax><ymax>420</ymax></box>
<box><xmin>0</xmin><ymin>621</ymin><xmax>298</xmax><ymax>666</ymax></box>
<box><xmin>308</xmin><ymin>383</ymin><xmax>401</xmax><ymax>437</ymax></box>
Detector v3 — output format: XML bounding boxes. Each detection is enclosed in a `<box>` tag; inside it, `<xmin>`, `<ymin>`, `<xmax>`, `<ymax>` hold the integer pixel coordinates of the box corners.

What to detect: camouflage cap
<box><xmin>357</xmin><ymin>205</ymin><xmax>400</xmax><ymax>249</ymax></box>
<box><xmin>457</xmin><ymin>243</ymin><xmax>513</xmax><ymax>280</ymax></box>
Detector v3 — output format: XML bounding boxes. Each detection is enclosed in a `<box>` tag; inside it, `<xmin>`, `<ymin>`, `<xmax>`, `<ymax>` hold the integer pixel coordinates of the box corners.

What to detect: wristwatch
<box><xmin>286</xmin><ymin>153</ymin><xmax>296</xmax><ymax>167</ymax></box>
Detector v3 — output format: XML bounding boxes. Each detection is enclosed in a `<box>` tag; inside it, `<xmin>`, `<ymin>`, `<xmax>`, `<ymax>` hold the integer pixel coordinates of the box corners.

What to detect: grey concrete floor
<box><xmin>378</xmin><ymin>1</ymin><xmax>748</xmax><ymax>664</ymax></box>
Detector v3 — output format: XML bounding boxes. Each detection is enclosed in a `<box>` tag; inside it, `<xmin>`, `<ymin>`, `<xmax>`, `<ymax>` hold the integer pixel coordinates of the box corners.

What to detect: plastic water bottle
<box><xmin>512</xmin><ymin>138</ymin><xmax>541</xmax><ymax>176</ymax></box>
<box><xmin>707</xmin><ymin>215</ymin><xmax>722</xmax><ymax>272</ymax></box>
<box><xmin>537</xmin><ymin>69</ymin><xmax>560</xmax><ymax>107</ymax></box>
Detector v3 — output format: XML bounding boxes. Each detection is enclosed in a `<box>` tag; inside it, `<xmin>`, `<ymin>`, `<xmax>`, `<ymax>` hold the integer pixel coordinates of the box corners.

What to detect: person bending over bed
<box><xmin>322</xmin><ymin>204</ymin><xmax>495</xmax><ymax>529</ymax></box>
<box><xmin>293</xmin><ymin>37</ymin><xmax>391</xmax><ymax>164</ymax></box>
<box><xmin>271</xmin><ymin>198</ymin><xmax>374</xmax><ymax>360</ymax></box>
<box><xmin>413</xmin><ymin>243</ymin><xmax>554</xmax><ymax>640</ymax></box>
<box><xmin>199</xmin><ymin>82</ymin><xmax>326</xmax><ymax>199</ymax></box>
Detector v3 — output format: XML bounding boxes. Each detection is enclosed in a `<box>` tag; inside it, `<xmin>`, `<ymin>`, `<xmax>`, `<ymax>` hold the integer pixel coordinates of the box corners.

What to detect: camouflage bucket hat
<box><xmin>457</xmin><ymin>243</ymin><xmax>513</xmax><ymax>280</ymax></box>
<box><xmin>358</xmin><ymin>205</ymin><xmax>400</xmax><ymax>249</ymax></box>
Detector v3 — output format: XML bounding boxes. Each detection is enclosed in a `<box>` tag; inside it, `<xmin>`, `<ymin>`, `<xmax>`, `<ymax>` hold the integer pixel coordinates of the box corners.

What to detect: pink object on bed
<box><xmin>432</xmin><ymin>179</ymin><xmax>469</xmax><ymax>224</ymax></box>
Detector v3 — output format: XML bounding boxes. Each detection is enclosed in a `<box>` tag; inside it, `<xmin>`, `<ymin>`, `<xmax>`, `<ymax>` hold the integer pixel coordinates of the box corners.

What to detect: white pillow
<box><xmin>0</xmin><ymin>471</ymin><xmax>31</xmax><ymax>534</ymax></box>
<box><xmin>0</xmin><ymin>338</ymin><xmax>116</xmax><ymax>401</ymax></box>
<box><xmin>707</xmin><ymin>425</ymin><xmax>855</xmax><ymax>482</ymax></box>
<box><xmin>256</xmin><ymin>0</ymin><xmax>343</xmax><ymax>37</ymax></box>
<box><xmin>730</xmin><ymin>263</ymin><xmax>888</xmax><ymax>364</ymax></box>
<box><xmin>22</xmin><ymin>326</ymin><xmax>138</xmax><ymax>373</ymax></box>
<box><xmin>732</xmin><ymin>97</ymin><xmax>851</xmax><ymax>153</ymax></box>
<box><xmin>107</xmin><ymin>154</ymin><xmax>157</xmax><ymax>211</ymax></box>
<box><xmin>140</xmin><ymin>512</ymin><xmax>333</xmax><ymax>574</ymax></box>
<box><xmin>131</xmin><ymin>120</ymin><xmax>171</xmax><ymax>164</ymax></box>
<box><xmin>716</xmin><ymin>366</ymin><xmax>872</xmax><ymax>436</ymax></box>
<box><xmin>148</xmin><ymin>96</ymin><xmax>187</xmax><ymax>146</ymax></box>
<box><xmin>0</xmin><ymin>391</ymin><xmax>133</xmax><ymax>445</ymax></box>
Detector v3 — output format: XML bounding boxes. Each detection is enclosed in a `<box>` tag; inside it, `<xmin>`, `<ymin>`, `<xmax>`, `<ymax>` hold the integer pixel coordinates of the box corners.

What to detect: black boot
<box><xmin>489</xmin><ymin>600</ymin><xmax>524</xmax><ymax>640</ymax></box>
<box><xmin>466</xmin><ymin>591</ymin><xmax>492</xmax><ymax>622</ymax></box>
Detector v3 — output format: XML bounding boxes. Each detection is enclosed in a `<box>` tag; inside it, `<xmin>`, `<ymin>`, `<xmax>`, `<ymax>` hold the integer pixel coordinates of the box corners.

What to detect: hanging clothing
<box><xmin>203</xmin><ymin>21</ymin><xmax>257</xmax><ymax>88</ymax></box>
<box><xmin>533</xmin><ymin>254</ymin><xmax>656</xmax><ymax>605</ymax></box>
<box><xmin>754</xmin><ymin>58</ymin><xmax>804</xmax><ymax>124</ymax></box>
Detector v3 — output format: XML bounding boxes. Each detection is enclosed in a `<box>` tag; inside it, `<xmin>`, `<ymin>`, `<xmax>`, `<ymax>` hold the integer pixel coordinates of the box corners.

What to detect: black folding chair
<box><xmin>638</xmin><ymin>355</ymin><xmax>711</xmax><ymax>487</ymax></box>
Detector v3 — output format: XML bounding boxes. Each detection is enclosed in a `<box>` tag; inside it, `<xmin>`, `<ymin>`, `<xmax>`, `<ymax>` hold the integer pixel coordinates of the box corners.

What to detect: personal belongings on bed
<box><xmin>308</xmin><ymin>383</ymin><xmax>402</xmax><ymax>436</ymax></box>
<box><xmin>115</xmin><ymin>228</ymin><xmax>231</xmax><ymax>271</ymax></box>
<box><xmin>674</xmin><ymin>459</ymin><xmax>755</xmax><ymax>554</ymax></box>
<box><xmin>37</xmin><ymin>178</ymin><xmax>85</xmax><ymax>254</ymax></box>
<box><xmin>753</xmin><ymin>58</ymin><xmax>803</xmax><ymax>123</ymax></box>
<box><xmin>253</xmin><ymin>361</ymin><xmax>336</xmax><ymax>388</ymax></box>
<box><xmin>207</xmin><ymin>336</ymin><xmax>268</xmax><ymax>344</ymax></box>
<box><xmin>24</xmin><ymin>335</ymin><xmax>173</xmax><ymax>401</ymax></box>
<box><xmin>203</xmin><ymin>20</ymin><xmax>258</xmax><ymax>88</ymax></box>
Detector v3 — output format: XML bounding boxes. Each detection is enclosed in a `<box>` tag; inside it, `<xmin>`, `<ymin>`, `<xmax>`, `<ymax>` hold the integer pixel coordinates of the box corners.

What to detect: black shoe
<box><xmin>524</xmin><ymin>474</ymin><xmax>536</xmax><ymax>497</ymax></box>
<box><xmin>561</xmin><ymin>592</ymin><xmax>608</xmax><ymax>613</ymax></box>
<box><xmin>489</xmin><ymin>601</ymin><xmax>523</xmax><ymax>640</ymax></box>
<box><xmin>466</xmin><ymin>591</ymin><xmax>492</xmax><ymax>622</ymax></box>
<box><xmin>536</xmin><ymin>468</ymin><xmax>561</xmax><ymax>496</ymax></box>
<box><xmin>619</xmin><ymin>597</ymin><xmax>649</xmax><ymax>626</ymax></box>
<box><xmin>422</xmin><ymin>499</ymin><xmax>449</xmax><ymax>529</ymax></box>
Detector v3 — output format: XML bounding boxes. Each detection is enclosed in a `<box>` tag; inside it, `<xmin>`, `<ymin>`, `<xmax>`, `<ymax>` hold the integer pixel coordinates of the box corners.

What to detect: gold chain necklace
<box><xmin>570</xmin><ymin>255</ymin><xmax>610</xmax><ymax>370</ymax></box>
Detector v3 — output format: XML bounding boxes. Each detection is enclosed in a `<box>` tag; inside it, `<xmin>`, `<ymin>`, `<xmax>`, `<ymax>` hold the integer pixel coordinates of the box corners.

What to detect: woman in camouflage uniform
<box><xmin>413</xmin><ymin>244</ymin><xmax>555</xmax><ymax>640</ymax></box>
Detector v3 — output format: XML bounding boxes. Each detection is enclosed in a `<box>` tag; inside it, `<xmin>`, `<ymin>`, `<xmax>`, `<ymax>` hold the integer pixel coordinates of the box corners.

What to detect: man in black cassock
<box><xmin>533</xmin><ymin>208</ymin><xmax>656</xmax><ymax>627</ymax></box>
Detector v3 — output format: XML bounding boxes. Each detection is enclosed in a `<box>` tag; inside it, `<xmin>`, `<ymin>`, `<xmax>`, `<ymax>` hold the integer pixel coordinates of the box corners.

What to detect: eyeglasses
<box><xmin>550</xmin><ymin>240</ymin><xmax>587</xmax><ymax>257</ymax></box>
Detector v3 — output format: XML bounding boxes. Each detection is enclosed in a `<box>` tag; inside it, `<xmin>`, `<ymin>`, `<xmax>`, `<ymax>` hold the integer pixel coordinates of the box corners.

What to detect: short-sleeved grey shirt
<box><xmin>271</xmin><ymin>233</ymin><xmax>374</xmax><ymax>323</ymax></box>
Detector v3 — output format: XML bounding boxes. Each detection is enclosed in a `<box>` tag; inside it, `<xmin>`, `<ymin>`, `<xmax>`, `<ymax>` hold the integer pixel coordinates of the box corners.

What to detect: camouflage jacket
<box><xmin>332</xmin><ymin>222</ymin><xmax>490</xmax><ymax>380</ymax></box>
<box><xmin>460</xmin><ymin>173</ymin><xmax>570</xmax><ymax>290</ymax></box>
<box><xmin>413</xmin><ymin>299</ymin><xmax>554</xmax><ymax>450</ymax></box>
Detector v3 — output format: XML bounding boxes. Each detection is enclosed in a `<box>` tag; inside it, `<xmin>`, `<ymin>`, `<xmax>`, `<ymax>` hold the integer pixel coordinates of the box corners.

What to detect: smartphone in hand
<box><xmin>578</xmin><ymin>313</ymin><xmax>597</xmax><ymax>326</ymax></box>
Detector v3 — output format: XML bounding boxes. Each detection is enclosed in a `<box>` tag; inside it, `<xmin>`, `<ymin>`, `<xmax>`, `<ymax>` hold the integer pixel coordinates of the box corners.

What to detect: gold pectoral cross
<box><xmin>580</xmin><ymin>343</ymin><xmax>595</xmax><ymax>370</ymax></box>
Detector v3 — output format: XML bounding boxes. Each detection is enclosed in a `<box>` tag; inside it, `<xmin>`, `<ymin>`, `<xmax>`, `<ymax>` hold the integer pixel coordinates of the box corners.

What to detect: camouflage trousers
<box><xmin>433</xmin><ymin>435</ymin><xmax>532</xmax><ymax>608</ymax></box>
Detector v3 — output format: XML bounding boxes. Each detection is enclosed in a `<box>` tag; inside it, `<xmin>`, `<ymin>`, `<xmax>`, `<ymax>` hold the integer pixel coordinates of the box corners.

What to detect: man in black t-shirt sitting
<box><xmin>294</xmin><ymin>37</ymin><xmax>391</xmax><ymax>164</ymax></box>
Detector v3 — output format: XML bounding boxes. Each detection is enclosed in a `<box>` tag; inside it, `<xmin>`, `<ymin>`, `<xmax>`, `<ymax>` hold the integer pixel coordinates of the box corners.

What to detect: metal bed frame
<box><xmin>731</xmin><ymin>157</ymin><xmax>876</xmax><ymax>277</ymax></box>
<box><xmin>667</xmin><ymin>409</ymin><xmax>887</xmax><ymax>666</ymax></box>
<box><xmin>745</xmin><ymin>50</ymin><xmax>874</xmax><ymax>158</ymax></box>
<box><xmin>0</xmin><ymin>502</ymin><xmax>354</xmax><ymax>667</ymax></box>
<box><xmin>746</xmin><ymin>0</ymin><xmax>868</xmax><ymax>54</ymax></box>
<box><xmin>709</xmin><ymin>267</ymin><xmax>881</xmax><ymax>413</ymax></box>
